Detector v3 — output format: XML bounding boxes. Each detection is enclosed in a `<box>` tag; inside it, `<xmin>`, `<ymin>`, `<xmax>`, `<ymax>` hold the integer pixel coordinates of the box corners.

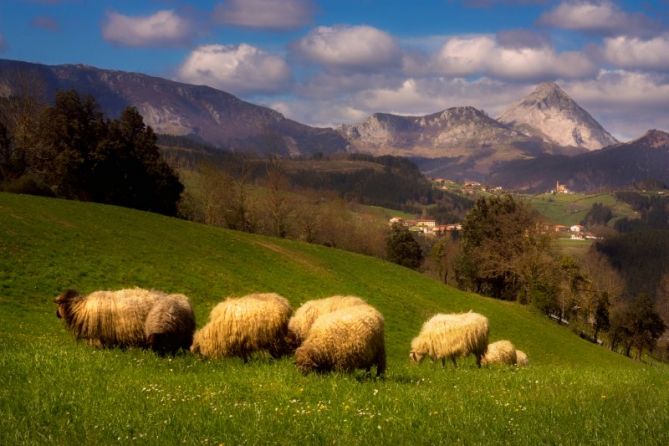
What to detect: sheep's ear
<box><xmin>54</xmin><ymin>289</ymin><xmax>79</xmax><ymax>304</ymax></box>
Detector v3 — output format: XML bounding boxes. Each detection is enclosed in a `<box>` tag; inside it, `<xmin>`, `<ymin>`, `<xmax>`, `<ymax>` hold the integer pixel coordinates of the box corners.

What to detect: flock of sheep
<box><xmin>53</xmin><ymin>288</ymin><xmax>528</xmax><ymax>374</ymax></box>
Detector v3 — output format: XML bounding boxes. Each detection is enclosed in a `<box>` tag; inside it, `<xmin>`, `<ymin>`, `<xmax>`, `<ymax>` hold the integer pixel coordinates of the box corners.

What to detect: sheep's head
<box><xmin>409</xmin><ymin>351</ymin><xmax>425</xmax><ymax>363</ymax></box>
<box><xmin>53</xmin><ymin>289</ymin><xmax>79</xmax><ymax>319</ymax></box>
<box><xmin>294</xmin><ymin>346</ymin><xmax>318</xmax><ymax>375</ymax></box>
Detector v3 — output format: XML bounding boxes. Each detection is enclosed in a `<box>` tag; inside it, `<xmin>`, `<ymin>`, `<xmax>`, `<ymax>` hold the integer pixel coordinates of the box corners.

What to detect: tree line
<box><xmin>0</xmin><ymin>90</ymin><xmax>182</xmax><ymax>215</ymax></box>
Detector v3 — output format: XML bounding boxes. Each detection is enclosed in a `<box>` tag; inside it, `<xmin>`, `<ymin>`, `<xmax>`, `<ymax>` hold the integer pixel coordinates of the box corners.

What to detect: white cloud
<box><xmin>433</xmin><ymin>35</ymin><xmax>596</xmax><ymax>80</ymax></box>
<box><xmin>178</xmin><ymin>44</ymin><xmax>292</xmax><ymax>95</ymax></box>
<box><xmin>102</xmin><ymin>10</ymin><xmax>194</xmax><ymax>47</ymax></box>
<box><xmin>603</xmin><ymin>35</ymin><xmax>669</xmax><ymax>70</ymax></box>
<box><xmin>214</xmin><ymin>0</ymin><xmax>313</xmax><ymax>30</ymax></box>
<box><xmin>293</xmin><ymin>25</ymin><xmax>402</xmax><ymax>71</ymax></box>
<box><xmin>564</xmin><ymin>70</ymin><xmax>669</xmax><ymax>139</ymax></box>
<box><xmin>538</xmin><ymin>1</ymin><xmax>658</xmax><ymax>36</ymax></box>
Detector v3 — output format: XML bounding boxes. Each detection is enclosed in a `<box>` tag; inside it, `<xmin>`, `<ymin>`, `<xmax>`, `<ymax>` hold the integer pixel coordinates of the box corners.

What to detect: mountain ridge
<box><xmin>0</xmin><ymin>58</ymin><xmax>348</xmax><ymax>156</ymax></box>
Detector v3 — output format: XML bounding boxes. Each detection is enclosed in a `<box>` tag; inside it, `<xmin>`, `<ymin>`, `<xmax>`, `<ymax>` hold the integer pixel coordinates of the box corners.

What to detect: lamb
<box><xmin>287</xmin><ymin>295</ymin><xmax>368</xmax><ymax>348</ymax></box>
<box><xmin>481</xmin><ymin>340</ymin><xmax>517</xmax><ymax>366</ymax></box>
<box><xmin>515</xmin><ymin>349</ymin><xmax>529</xmax><ymax>367</ymax></box>
<box><xmin>190</xmin><ymin>292</ymin><xmax>293</xmax><ymax>361</ymax></box>
<box><xmin>54</xmin><ymin>288</ymin><xmax>195</xmax><ymax>354</ymax></box>
<box><xmin>410</xmin><ymin>312</ymin><xmax>489</xmax><ymax>368</ymax></box>
<box><xmin>294</xmin><ymin>305</ymin><xmax>386</xmax><ymax>376</ymax></box>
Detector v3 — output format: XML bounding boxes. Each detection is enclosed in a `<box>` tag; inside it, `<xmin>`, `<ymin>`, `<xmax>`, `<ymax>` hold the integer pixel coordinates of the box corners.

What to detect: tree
<box><xmin>430</xmin><ymin>235</ymin><xmax>461</xmax><ymax>285</ymax></box>
<box><xmin>593</xmin><ymin>292</ymin><xmax>611</xmax><ymax>341</ymax></box>
<box><xmin>456</xmin><ymin>194</ymin><xmax>555</xmax><ymax>301</ymax></box>
<box><xmin>264</xmin><ymin>157</ymin><xmax>291</xmax><ymax>238</ymax></box>
<box><xmin>610</xmin><ymin>294</ymin><xmax>666</xmax><ymax>358</ymax></box>
<box><xmin>386</xmin><ymin>224</ymin><xmax>423</xmax><ymax>269</ymax></box>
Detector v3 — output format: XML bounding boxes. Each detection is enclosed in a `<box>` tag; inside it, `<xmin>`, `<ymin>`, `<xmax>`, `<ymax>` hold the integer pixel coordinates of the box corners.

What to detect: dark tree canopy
<box><xmin>386</xmin><ymin>224</ymin><xmax>423</xmax><ymax>269</ymax></box>
<box><xmin>1</xmin><ymin>90</ymin><xmax>183</xmax><ymax>215</ymax></box>
<box><xmin>456</xmin><ymin>194</ymin><xmax>554</xmax><ymax>301</ymax></box>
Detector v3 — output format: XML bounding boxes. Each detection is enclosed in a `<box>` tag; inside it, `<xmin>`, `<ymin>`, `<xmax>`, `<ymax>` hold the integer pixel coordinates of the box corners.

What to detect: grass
<box><xmin>1</xmin><ymin>192</ymin><xmax>668</xmax><ymax>445</ymax></box>
<box><xmin>525</xmin><ymin>192</ymin><xmax>637</xmax><ymax>226</ymax></box>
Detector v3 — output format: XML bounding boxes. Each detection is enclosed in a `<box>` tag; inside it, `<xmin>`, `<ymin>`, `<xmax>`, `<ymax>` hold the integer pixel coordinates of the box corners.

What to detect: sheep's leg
<box><xmin>451</xmin><ymin>357</ymin><xmax>457</xmax><ymax>368</ymax></box>
<box><xmin>475</xmin><ymin>354</ymin><xmax>482</xmax><ymax>368</ymax></box>
<box><xmin>376</xmin><ymin>348</ymin><xmax>386</xmax><ymax>377</ymax></box>
<box><xmin>441</xmin><ymin>358</ymin><xmax>446</xmax><ymax>368</ymax></box>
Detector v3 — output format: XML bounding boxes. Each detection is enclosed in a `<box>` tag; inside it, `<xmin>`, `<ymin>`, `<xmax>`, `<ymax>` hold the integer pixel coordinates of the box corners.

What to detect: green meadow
<box><xmin>1</xmin><ymin>192</ymin><xmax>668</xmax><ymax>445</ymax></box>
<box><xmin>526</xmin><ymin>192</ymin><xmax>636</xmax><ymax>226</ymax></box>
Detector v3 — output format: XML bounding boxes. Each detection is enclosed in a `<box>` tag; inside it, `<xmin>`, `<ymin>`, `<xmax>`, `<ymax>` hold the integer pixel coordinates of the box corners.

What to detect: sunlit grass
<box><xmin>1</xmin><ymin>192</ymin><xmax>667</xmax><ymax>444</ymax></box>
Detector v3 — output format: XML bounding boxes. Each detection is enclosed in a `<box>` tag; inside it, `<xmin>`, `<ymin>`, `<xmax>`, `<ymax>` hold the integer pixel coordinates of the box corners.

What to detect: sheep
<box><xmin>53</xmin><ymin>288</ymin><xmax>195</xmax><ymax>354</ymax></box>
<box><xmin>294</xmin><ymin>305</ymin><xmax>386</xmax><ymax>376</ymax></box>
<box><xmin>287</xmin><ymin>295</ymin><xmax>368</xmax><ymax>348</ymax></box>
<box><xmin>515</xmin><ymin>349</ymin><xmax>529</xmax><ymax>367</ymax></box>
<box><xmin>190</xmin><ymin>292</ymin><xmax>293</xmax><ymax>361</ymax></box>
<box><xmin>410</xmin><ymin>312</ymin><xmax>489</xmax><ymax>368</ymax></box>
<box><xmin>481</xmin><ymin>340</ymin><xmax>517</xmax><ymax>366</ymax></box>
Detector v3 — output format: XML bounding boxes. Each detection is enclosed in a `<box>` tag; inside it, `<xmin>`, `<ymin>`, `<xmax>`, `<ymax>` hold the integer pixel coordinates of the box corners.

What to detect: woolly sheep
<box><xmin>295</xmin><ymin>304</ymin><xmax>386</xmax><ymax>376</ymax></box>
<box><xmin>410</xmin><ymin>312</ymin><xmax>489</xmax><ymax>368</ymax></box>
<box><xmin>190</xmin><ymin>292</ymin><xmax>293</xmax><ymax>361</ymax></box>
<box><xmin>54</xmin><ymin>288</ymin><xmax>195</xmax><ymax>354</ymax></box>
<box><xmin>481</xmin><ymin>340</ymin><xmax>517</xmax><ymax>366</ymax></box>
<box><xmin>515</xmin><ymin>349</ymin><xmax>529</xmax><ymax>367</ymax></box>
<box><xmin>287</xmin><ymin>295</ymin><xmax>368</xmax><ymax>348</ymax></box>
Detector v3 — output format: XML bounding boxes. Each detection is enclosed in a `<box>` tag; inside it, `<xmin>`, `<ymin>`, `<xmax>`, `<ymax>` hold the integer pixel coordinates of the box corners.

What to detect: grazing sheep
<box><xmin>190</xmin><ymin>293</ymin><xmax>293</xmax><ymax>361</ymax></box>
<box><xmin>410</xmin><ymin>312</ymin><xmax>489</xmax><ymax>368</ymax></box>
<box><xmin>54</xmin><ymin>288</ymin><xmax>195</xmax><ymax>354</ymax></box>
<box><xmin>515</xmin><ymin>349</ymin><xmax>529</xmax><ymax>367</ymax></box>
<box><xmin>295</xmin><ymin>305</ymin><xmax>386</xmax><ymax>376</ymax></box>
<box><xmin>481</xmin><ymin>340</ymin><xmax>517</xmax><ymax>366</ymax></box>
<box><xmin>287</xmin><ymin>295</ymin><xmax>367</xmax><ymax>348</ymax></box>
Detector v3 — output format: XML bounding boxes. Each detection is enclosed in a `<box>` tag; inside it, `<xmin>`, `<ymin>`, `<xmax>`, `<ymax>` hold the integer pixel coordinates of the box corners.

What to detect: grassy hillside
<box><xmin>526</xmin><ymin>192</ymin><xmax>637</xmax><ymax>226</ymax></box>
<box><xmin>1</xmin><ymin>193</ymin><xmax>668</xmax><ymax>444</ymax></box>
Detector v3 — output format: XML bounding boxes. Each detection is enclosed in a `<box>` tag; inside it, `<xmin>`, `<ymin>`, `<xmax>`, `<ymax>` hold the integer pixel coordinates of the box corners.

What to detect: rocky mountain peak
<box><xmin>499</xmin><ymin>82</ymin><xmax>618</xmax><ymax>150</ymax></box>
<box><xmin>635</xmin><ymin>129</ymin><xmax>669</xmax><ymax>148</ymax></box>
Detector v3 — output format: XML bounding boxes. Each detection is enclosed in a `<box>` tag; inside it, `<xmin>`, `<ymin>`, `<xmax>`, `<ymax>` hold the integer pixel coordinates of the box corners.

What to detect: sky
<box><xmin>1</xmin><ymin>0</ymin><xmax>668</xmax><ymax>140</ymax></box>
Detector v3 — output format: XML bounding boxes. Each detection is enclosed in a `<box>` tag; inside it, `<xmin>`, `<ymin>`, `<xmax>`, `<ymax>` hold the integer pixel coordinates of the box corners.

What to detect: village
<box><xmin>388</xmin><ymin>178</ymin><xmax>602</xmax><ymax>241</ymax></box>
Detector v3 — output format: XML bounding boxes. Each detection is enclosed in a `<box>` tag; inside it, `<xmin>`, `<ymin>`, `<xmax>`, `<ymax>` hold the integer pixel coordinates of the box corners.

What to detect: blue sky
<box><xmin>1</xmin><ymin>0</ymin><xmax>668</xmax><ymax>139</ymax></box>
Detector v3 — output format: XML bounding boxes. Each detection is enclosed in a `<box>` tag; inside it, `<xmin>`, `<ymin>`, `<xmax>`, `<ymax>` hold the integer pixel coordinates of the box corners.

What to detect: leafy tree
<box><xmin>610</xmin><ymin>294</ymin><xmax>666</xmax><ymax>358</ymax></box>
<box><xmin>593</xmin><ymin>292</ymin><xmax>611</xmax><ymax>341</ymax></box>
<box><xmin>387</xmin><ymin>224</ymin><xmax>423</xmax><ymax>269</ymax></box>
<box><xmin>456</xmin><ymin>194</ymin><xmax>554</xmax><ymax>301</ymax></box>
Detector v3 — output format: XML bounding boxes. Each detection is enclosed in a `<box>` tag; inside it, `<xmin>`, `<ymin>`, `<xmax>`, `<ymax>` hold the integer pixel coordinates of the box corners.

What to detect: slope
<box><xmin>0</xmin><ymin>58</ymin><xmax>347</xmax><ymax>155</ymax></box>
<box><xmin>1</xmin><ymin>193</ymin><xmax>667</xmax><ymax>444</ymax></box>
<box><xmin>490</xmin><ymin>129</ymin><xmax>669</xmax><ymax>192</ymax></box>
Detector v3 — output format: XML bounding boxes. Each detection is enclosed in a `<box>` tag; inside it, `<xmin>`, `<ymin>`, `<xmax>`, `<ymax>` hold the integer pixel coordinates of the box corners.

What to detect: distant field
<box><xmin>1</xmin><ymin>193</ymin><xmax>667</xmax><ymax>445</ymax></box>
<box><xmin>525</xmin><ymin>192</ymin><xmax>638</xmax><ymax>226</ymax></box>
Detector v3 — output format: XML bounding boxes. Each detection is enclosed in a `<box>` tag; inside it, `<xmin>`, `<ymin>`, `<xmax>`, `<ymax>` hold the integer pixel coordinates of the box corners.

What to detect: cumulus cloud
<box><xmin>433</xmin><ymin>34</ymin><xmax>596</xmax><ymax>80</ymax></box>
<box><xmin>538</xmin><ymin>1</ymin><xmax>659</xmax><ymax>36</ymax></box>
<box><xmin>178</xmin><ymin>44</ymin><xmax>292</xmax><ymax>95</ymax></box>
<box><xmin>31</xmin><ymin>16</ymin><xmax>60</xmax><ymax>32</ymax></box>
<box><xmin>564</xmin><ymin>70</ymin><xmax>669</xmax><ymax>139</ymax></box>
<box><xmin>102</xmin><ymin>10</ymin><xmax>194</xmax><ymax>47</ymax></box>
<box><xmin>214</xmin><ymin>0</ymin><xmax>313</xmax><ymax>30</ymax></box>
<box><xmin>603</xmin><ymin>35</ymin><xmax>669</xmax><ymax>70</ymax></box>
<box><xmin>293</xmin><ymin>25</ymin><xmax>402</xmax><ymax>72</ymax></box>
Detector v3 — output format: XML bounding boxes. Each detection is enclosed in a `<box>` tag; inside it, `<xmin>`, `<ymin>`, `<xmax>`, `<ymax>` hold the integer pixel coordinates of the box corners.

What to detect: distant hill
<box><xmin>0</xmin><ymin>58</ymin><xmax>347</xmax><ymax>156</ymax></box>
<box><xmin>490</xmin><ymin>130</ymin><xmax>669</xmax><ymax>192</ymax></box>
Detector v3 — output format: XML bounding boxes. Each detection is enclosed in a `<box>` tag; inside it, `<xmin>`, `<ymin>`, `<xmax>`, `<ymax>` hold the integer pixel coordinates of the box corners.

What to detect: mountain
<box><xmin>498</xmin><ymin>82</ymin><xmax>618</xmax><ymax>150</ymax></box>
<box><xmin>489</xmin><ymin>130</ymin><xmax>669</xmax><ymax>192</ymax></box>
<box><xmin>340</xmin><ymin>106</ymin><xmax>583</xmax><ymax>181</ymax></box>
<box><xmin>0</xmin><ymin>59</ymin><xmax>347</xmax><ymax>155</ymax></box>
